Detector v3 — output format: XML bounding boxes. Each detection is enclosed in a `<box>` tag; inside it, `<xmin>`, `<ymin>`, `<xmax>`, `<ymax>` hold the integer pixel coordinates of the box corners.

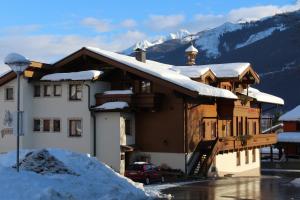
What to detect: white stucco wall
<box><xmin>215</xmin><ymin>149</ymin><xmax>260</xmax><ymax>177</ymax></box>
<box><xmin>95</xmin><ymin>112</ymin><xmax>121</xmax><ymax>172</ymax></box>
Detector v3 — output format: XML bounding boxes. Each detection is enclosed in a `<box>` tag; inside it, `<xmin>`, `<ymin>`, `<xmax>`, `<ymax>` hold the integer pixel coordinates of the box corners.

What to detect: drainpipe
<box><xmin>84</xmin><ymin>83</ymin><xmax>97</xmax><ymax>157</ymax></box>
<box><xmin>184</xmin><ymin>99</ymin><xmax>188</xmax><ymax>174</ymax></box>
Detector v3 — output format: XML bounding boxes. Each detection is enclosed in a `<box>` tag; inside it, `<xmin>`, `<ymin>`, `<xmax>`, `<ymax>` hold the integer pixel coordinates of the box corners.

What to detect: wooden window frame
<box><xmin>139</xmin><ymin>80</ymin><xmax>152</xmax><ymax>94</ymax></box>
<box><xmin>53</xmin><ymin>85</ymin><xmax>62</xmax><ymax>97</ymax></box>
<box><xmin>69</xmin><ymin>84</ymin><xmax>82</xmax><ymax>101</ymax></box>
<box><xmin>69</xmin><ymin>119</ymin><xmax>82</xmax><ymax>137</ymax></box>
<box><xmin>5</xmin><ymin>87</ymin><xmax>14</xmax><ymax>101</ymax></box>
<box><xmin>43</xmin><ymin>85</ymin><xmax>51</xmax><ymax>97</ymax></box>
<box><xmin>43</xmin><ymin>119</ymin><xmax>51</xmax><ymax>132</ymax></box>
<box><xmin>53</xmin><ymin>119</ymin><xmax>61</xmax><ymax>132</ymax></box>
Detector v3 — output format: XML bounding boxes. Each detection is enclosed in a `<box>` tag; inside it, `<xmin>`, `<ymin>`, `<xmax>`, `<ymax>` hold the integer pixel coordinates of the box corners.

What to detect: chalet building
<box><xmin>0</xmin><ymin>45</ymin><xmax>284</xmax><ymax>177</ymax></box>
<box><xmin>278</xmin><ymin>105</ymin><xmax>300</xmax><ymax>157</ymax></box>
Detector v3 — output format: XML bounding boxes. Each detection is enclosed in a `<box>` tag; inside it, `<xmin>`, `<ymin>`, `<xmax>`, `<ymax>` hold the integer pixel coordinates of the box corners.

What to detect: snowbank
<box><xmin>41</xmin><ymin>70</ymin><xmax>102</xmax><ymax>81</ymax></box>
<box><xmin>279</xmin><ymin>105</ymin><xmax>300</xmax><ymax>121</ymax></box>
<box><xmin>0</xmin><ymin>149</ymin><xmax>153</xmax><ymax>200</ymax></box>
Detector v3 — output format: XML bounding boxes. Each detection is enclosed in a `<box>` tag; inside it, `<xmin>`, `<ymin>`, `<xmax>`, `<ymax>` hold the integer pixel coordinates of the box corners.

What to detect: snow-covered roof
<box><xmin>86</xmin><ymin>47</ymin><xmax>237</xmax><ymax>99</ymax></box>
<box><xmin>171</xmin><ymin>63</ymin><xmax>251</xmax><ymax>79</ymax></box>
<box><xmin>103</xmin><ymin>90</ymin><xmax>133</xmax><ymax>95</ymax></box>
<box><xmin>171</xmin><ymin>66</ymin><xmax>212</xmax><ymax>78</ymax></box>
<box><xmin>94</xmin><ymin>101</ymin><xmax>129</xmax><ymax>110</ymax></box>
<box><xmin>185</xmin><ymin>44</ymin><xmax>198</xmax><ymax>53</ymax></box>
<box><xmin>41</xmin><ymin>70</ymin><xmax>102</xmax><ymax>81</ymax></box>
<box><xmin>279</xmin><ymin>105</ymin><xmax>300</xmax><ymax>121</ymax></box>
<box><xmin>277</xmin><ymin>132</ymin><xmax>300</xmax><ymax>143</ymax></box>
<box><xmin>241</xmin><ymin>87</ymin><xmax>284</xmax><ymax>105</ymax></box>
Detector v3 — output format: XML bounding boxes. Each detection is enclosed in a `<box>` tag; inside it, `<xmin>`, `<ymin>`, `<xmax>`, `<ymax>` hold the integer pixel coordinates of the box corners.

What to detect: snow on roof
<box><xmin>94</xmin><ymin>101</ymin><xmax>129</xmax><ymax>110</ymax></box>
<box><xmin>279</xmin><ymin>105</ymin><xmax>300</xmax><ymax>121</ymax></box>
<box><xmin>260</xmin><ymin>147</ymin><xmax>279</xmax><ymax>154</ymax></box>
<box><xmin>241</xmin><ymin>87</ymin><xmax>284</xmax><ymax>105</ymax></box>
<box><xmin>41</xmin><ymin>70</ymin><xmax>102</xmax><ymax>81</ymax></box>
<box><xmin>86</xmin><ymin>47</ymin><xmax>237</xmax><ymax>99</ymax></box>
<box><xmin>171</xmin><ymin>66</ymin><xmax>212</xmax><ymax>78</ymax></box>
<box><xmin>185</xmin><ymin>44</ymin><xmax>198</xmax><ymax>53</ymax></box>
<box><xmin>171</xmin><ymin>63</ymin><xmax>251</xmax><ymax>79</ymax></box>
<box><xmin>0</xmin><ymin>69</ymin><xmax>12</xmax><ymax>78</ymax></box>
<box><xmin>277</xmin><ymin>132</ymin><xmax>300</xmax><ymax>143</ymax></box>
<box><xmin>103</xmin><ymin>90</ymin><xmax>133</xmax><ymax>95</ymax></box>
<box><xmin>0</xmin><ymin>148</ymin><xmax>150</xmax><ymax>199</ymax></box>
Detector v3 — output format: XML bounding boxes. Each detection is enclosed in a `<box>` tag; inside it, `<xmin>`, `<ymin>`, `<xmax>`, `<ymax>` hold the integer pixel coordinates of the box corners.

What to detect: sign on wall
<box><xmin>1</xmin><ymin>110</ymin><xmax>24</xmax><ymax>138</ymax></box>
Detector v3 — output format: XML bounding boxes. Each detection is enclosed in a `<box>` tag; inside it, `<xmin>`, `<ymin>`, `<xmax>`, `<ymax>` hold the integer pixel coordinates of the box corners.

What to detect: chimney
<box><xmin>185</xmin><ymin>44</ymin><xmax>198</xmax><ymax>65</ymax></box>
<box><xmin>134</xmin><ymin>48</ymin><xmax>146</xmax><ymax>63</ymax></box>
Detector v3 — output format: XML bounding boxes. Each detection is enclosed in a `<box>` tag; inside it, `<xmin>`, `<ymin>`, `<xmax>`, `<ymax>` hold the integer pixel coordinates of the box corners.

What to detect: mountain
<box><xmin>124</xmin><ymin>10</ymin><xmax>300</xmax><ymax>112</ymax></box>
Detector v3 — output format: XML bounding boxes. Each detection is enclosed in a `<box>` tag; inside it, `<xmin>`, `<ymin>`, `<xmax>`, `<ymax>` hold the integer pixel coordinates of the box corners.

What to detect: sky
<box><xmin>0</xmin><ymin>0</ymin><xmax>299</xmax><ymax>68</ymax></box>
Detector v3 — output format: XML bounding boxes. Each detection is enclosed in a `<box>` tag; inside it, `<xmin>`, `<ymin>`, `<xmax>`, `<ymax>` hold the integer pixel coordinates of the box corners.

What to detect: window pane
<box><xmin>69</xmin><ymin>120</ymin><xmax>82</xmax><ymax>136</ymax></box>
<box><xmin>44</xmin><ymin>85</ymin><xmax>51</xmax><ymax>96</ymax></box>
<box><xmin>6</xmin><ymin>88</ymin><xmax>13</xmax><ymax>100</ymax></box>
<box><xmin>43</xmin><ymin>120</ymin><xmax>50</xmax><ymax>132</ymax></box>
<box><xmin>53</xmin><ymin>120</ymin><xmax>60</xmax><ymax>132</ymax></box>
<box><xmin>125</xmin><ymin>119</ymin><xmax>131</xmax><ymax>135</ymax></box>
<box><xmin>54</xmin><ymin>85</ymin><xmax>61</xmax><ymax>96</ymax></box>
<box><xmin>34</xmin><ymin>85</ymin><xmax>40</xmax><ymax>97</ymax></box>
<box><xmin>33</xmin><ymin>120</ymin><xmax>40</xmax><ymax>131</ymax></box>
<box><xmin>70</xmin><ymin>84</ymin><xmax>82</xmax><ymax>100</ymax></box>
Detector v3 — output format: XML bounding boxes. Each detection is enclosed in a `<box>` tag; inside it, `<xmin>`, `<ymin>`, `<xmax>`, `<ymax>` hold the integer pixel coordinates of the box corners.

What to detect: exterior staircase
<box><xmin>189</xmin><ymin>138</ymin><xmax>224</xmax><ymax>177</ymax></box>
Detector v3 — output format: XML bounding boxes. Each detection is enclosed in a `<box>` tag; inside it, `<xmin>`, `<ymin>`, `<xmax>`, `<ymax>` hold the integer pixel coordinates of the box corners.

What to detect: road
<box><xmin>161</xmin><ymin>176</ymin><xmax>300</xmax><ymax>200</ymax></box>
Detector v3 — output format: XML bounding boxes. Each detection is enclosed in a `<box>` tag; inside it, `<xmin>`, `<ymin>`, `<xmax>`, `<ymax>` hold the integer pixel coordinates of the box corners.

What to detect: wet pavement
<box><xmin>161</xmin><ymin>176</ymin><xmax>300</xmax><ymax>200</ymax></box>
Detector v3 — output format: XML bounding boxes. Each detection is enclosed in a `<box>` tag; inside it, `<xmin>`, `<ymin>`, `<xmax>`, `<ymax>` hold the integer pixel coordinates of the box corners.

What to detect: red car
<box><xmin>125</xmin><ymin>162</ymin><xmax>165</xmax><ymax>184</ymax></box>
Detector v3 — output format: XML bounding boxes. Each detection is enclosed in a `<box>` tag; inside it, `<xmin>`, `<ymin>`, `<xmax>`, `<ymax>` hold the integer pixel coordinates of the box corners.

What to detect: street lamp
<box><xmin>4</xmin><ymin>53</ymin><xmax>30</xmax><ymax>172</ymax></box>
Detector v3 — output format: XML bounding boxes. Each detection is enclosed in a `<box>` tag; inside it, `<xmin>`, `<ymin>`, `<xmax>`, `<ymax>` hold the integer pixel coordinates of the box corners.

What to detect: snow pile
<box><xmin>86</xmin><ymin>47</ymin><xmax>237</xmax><ymax>99</ymax></box>
<box><xmin>277</xmin><ymin>132</ymin><xmax>300</xmax><ymax>143</ymax></box>
<box><xmin>103</xmin><ymin>90</ymin><xmax>133</xmax><ymax>95</ymax></box>
<box><xmin>41</xmin><ymin>70</ymin><xmax>102</xmax><ymax>81</ymax></box>
<box><xmin>195</xmin><ymin>22</ymin><xmax>242</xmax><ymax>58</ymax></box>
<box><xmin>0</xmin><ymin>149</ymin><xmax>155</xmax><ymax>200</ymax></box>
<box><xmin>15</xmin><ymin>149</ymin><xmax>77</xmax><ymax>175</ymax></box>
<box><xmin>279</xmin><ymin>105</ymin><xmax>300</xmax><ymax>121</ymax></box>
<box><xmin>94</xmin><ymin>101</ymin><xmax>129</xmax><ymax>110</ymax></box>
<box><xmin>241</xmin><ymin>87</ymin><xmax>284</xmax><ymax>105</ymax></box>
<box><xmin>235</xmin><ymin>25</ymin><xmax>286</xmax><ymax>49</ymax></box>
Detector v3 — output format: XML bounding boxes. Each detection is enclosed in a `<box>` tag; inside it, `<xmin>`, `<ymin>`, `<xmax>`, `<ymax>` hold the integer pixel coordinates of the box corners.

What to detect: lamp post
<box><xmin>4</xmin><ymin>53</ymin><xmax>30</xmax><ymax>172</ymax></box>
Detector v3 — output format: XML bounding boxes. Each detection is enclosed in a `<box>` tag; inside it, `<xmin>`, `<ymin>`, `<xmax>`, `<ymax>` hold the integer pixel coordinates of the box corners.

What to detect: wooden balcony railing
<box><xmin>95</xmin><ymin>92</ymin><xmax>163</xmax><ymax>110</ymax></box>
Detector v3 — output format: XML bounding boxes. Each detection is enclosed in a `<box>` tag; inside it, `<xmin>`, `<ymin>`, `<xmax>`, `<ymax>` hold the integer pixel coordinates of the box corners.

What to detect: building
<box><xmin>0</xmin><ymin>46</ymin><xmax>284</xmax><ymax>177</ymax></box>
<box><xmin>278</xmin><ymin>105</ymin><xmax>300</xmax><ymax>157</ymax></box>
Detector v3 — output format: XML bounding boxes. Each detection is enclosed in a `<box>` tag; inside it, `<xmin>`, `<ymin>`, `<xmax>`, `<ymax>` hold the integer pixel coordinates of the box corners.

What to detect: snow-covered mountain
<box><xmin>122</xmin><ymin>29</ymin><xmax>190</xmax><ymax>55</ymax></box>
<box><xmin>123</xmin><ymin>10</ymin><xmax>300</xmax><ymax>111</ymax></box>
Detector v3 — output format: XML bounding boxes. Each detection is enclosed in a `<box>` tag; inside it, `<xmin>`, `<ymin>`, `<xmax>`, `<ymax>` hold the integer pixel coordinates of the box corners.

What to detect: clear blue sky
<box><xmin>0</xmin><ymin>0</ymin><xmax>298</xmax><ymax>64</ymax></box>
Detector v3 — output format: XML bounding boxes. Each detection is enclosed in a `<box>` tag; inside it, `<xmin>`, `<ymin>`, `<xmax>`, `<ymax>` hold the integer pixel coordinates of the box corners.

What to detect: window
<box><xmin>125</xmin><ymin>119</ymin><xmax>131</xmax><ymax>135</ymax></box>
<box><xmin>245</xmin><ymin>150</ymin><xmax>249</xmax><ymax>164</ymax></box>
<box><xmin>69</xmin><ymin>84</ymin><xmax>82</xmax><ymax>100</ymax></box>
<box><xmin>237</xmin><ymin>151</ymin><xmax>241</xmax><ymax>166</ymax></box>
<box><xmin>140</xmin><ymin>80</ymin><xmax>151</xmax><ymax>93</ymax></box>
<box><xmin>34</xmin><ymin>85</ymin><xmax>41</xmax><ymax>97</ymax></box>
<box><xmin>253</xmin><ymin>121</ymin><xmax>257</xmax><ymax>135</ymax></box>
<box><xmin>252</xmin><ymin>149</ymin><xmax>256</xmax><ymax>163</ymax></box>
<box><xmin>53</xmin><ymin>119</ymin><xmax>61</xmax><ymax>132</ymax></box>
<box><xmin>44</xmin><ymin>85</ymin><xmax>51</xmax><ymax>96</ymax></box>
<box><xmin>211</xmin><ymin>121</ymin><xmax>217</xmax><ymax>138</ymax></box>
<box><xmin>54</xmin><ymin>85</ymin><xmax>62</xmax><ymax>96</ymax></box>
<box><xmin>33</xmin><ymin>119</ymin><xmax>41</xmax><ymax>131</ymax></box>
<box><xmin>5</xmin><ymin>88</ymin><xmax>14</xmax><ymax>100</ymax></box>
<box><xmin>199</xmin><ymin>121</ymin><xmax>205</xmax><ymax>138</ymax></box>
<box><xmin>69</xmin><ymin>120</ymin><xmax>82</xmax><ymax>137</ymax></box>
<box><xmin>43</xmin><ymin>119</ymin><xmax>50</xmax><ymax>132</ymax></box>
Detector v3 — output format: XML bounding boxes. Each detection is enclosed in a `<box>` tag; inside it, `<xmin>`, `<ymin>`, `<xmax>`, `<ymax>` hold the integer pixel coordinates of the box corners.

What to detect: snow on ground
<box><xmin>235</xmin><ymin>25</ymin><xmax>286</xmax><ymax>49</ymax></box>
<box><xmin>0</xmin><ymin>148</ymin><xmax>156</xmax><ymax>200</ymax></box>
<box><xmin>41</xmin><ymin>70</ymin><xmax>102</xmax><ymax>81</ymax></box>
<box><xmin>94</xmin><ymin>101</ymin><xmax>129</xmax><ymax>110</ymax></box>
<box><xmin>279</xmin><ymin>105</ymin><xmax>300</xmax><ymax>121</ymax></box>
<box><xmin>277</xmin><ymin>132</ymin><xmax>300</xmax><ymax>143</ymax></box>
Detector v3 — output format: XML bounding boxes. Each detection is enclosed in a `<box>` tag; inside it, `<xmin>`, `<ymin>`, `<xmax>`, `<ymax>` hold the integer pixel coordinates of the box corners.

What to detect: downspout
<box><xmin>184</xmin><ymin>98</ymin><xmax>188</xmax><ymax>174</ymax></box>
<box><xmin>84</xmin><ymin>83</ymin><xmax>97</xmax><ymax>157</ymax></box>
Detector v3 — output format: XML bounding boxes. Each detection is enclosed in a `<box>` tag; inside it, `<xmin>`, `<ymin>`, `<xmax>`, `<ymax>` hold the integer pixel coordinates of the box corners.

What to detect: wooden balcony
<box><xmin>95</xmin><ymin>92</ymin><xmax>163</xmax><ymax>110</ymax></box>
<box><xmin>220</xmin><ymin>133</ymin><xmax>277</xmax><ymax>152</ymax></box>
